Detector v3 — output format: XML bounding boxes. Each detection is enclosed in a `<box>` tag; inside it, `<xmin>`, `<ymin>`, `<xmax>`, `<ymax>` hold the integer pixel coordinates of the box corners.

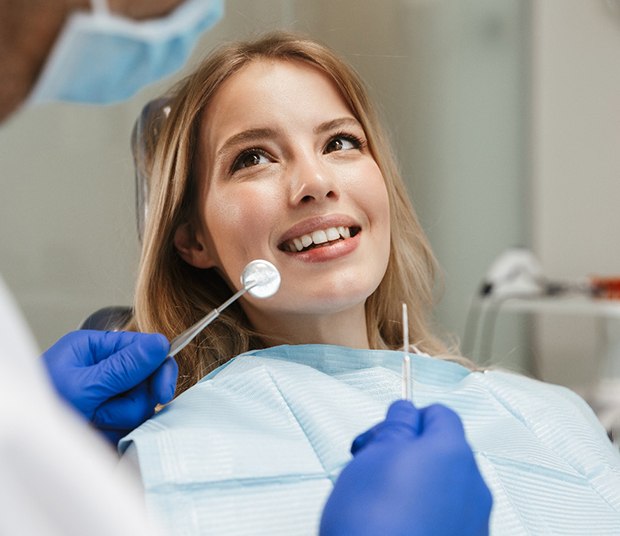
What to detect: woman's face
<box><xmin>182</xmin><ymin>59</ymin><xmax>391</xmax><ymax>326</ymax></box>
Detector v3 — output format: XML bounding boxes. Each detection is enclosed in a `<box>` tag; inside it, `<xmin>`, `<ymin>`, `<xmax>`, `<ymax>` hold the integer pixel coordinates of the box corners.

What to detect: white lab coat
<box><xmin>0</xmin><ymin>276</ymin><xmax>159</xmax><ymax>535</ymax></box>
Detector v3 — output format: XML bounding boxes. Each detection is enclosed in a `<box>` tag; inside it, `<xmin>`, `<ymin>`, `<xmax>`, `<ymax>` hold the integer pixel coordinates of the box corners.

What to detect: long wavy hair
<box><xmin>130</xmin><ymin>31</ymin><xmax>458</xmax><ymax>396</ymax></box>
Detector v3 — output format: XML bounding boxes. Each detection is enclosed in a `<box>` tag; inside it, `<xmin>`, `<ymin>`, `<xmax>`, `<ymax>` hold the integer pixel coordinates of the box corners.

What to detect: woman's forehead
<box><xmin>199</xmin><ymin>58</ymin><xmax>354</xmax><ymax>147</ymax></box>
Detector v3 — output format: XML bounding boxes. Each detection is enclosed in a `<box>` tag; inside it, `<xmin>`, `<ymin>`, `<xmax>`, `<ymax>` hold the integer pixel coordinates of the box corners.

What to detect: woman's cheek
<box><xmin>206</xmin><ymin>186</ymin><xmax>274</xmax><ymax>251</ymax></box>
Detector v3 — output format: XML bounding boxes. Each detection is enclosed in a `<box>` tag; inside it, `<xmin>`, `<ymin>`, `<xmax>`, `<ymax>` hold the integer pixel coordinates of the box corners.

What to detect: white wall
<box><xmin>531</xmin><ymin>0</ymin><xmax>620</xmax><ymax>390</ymax></box>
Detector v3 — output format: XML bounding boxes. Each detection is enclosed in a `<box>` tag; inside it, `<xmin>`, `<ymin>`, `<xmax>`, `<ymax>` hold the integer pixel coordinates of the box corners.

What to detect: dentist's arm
<box><xmin>42</xmin><ymin>330</ymin><xmax>177</xmax><ymax>444</ymax></box>
<box><xmin>320</xmin><ymin>400</ymin><xmax>492</xmax><ymax>536</ymax></box>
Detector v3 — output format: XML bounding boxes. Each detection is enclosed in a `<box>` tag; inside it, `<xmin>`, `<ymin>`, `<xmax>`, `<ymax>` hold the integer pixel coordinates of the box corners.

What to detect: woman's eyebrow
<box><xmin>216</xmin><ymin>127</ymin><xmax>277</xmax><ymax>161</ymax></box>
<box><xmin>314</xmin><ymin>117</ymin><xmax>362</xmax><ymax>134</ymax></box>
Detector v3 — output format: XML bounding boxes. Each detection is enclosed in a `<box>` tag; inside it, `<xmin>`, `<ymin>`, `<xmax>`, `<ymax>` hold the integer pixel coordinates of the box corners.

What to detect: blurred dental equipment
<box><xmin>591</xmin><ymin>277</ymin><xmax>620</xmax><ymax>300</ymax></box>
<box><xmin>479</xmin><ymin>247</ymin><xmax>544</xmax><ymax>299</ymax></box>
<box><xmin>168</xmin><ymin>260</ymin><xmax>280</xmax><ymax>357</ymax></box>
<box><xmin>402</xmin><ymin>303</ymin><xmax>412</xmax><ymax>401</ymax></box>
<box><xmin>462</xmin><ymin>247</ymin><xmax>541</xmax><ymax>360</ymax></box>
<box><xmin>478</xmin><ymin>247</ymin><xmax>617</xmax><ymax>301</ymax></box>
<box><xmin>463</xmin><ymin>247</ymin><xmax>620</xmax><ymax>361</ymax></box>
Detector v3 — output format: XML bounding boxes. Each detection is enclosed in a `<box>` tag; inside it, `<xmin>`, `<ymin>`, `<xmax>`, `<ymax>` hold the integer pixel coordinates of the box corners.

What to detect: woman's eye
<box><xmin>231</xmin><ymin>149</ymin><xmax>270</xmax><ymax>172</ymax></box>
<box><xmin>324</xmin><ymin>134</ymin><xmax>362</xmax><ymax>154</ymax></box>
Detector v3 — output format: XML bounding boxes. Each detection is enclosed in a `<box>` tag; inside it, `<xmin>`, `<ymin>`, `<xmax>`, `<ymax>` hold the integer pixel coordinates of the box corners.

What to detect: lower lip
<box><xmin>283</xmin><ymin>233</ymin><xmax>361</xmax><ymax>263</ymax></box>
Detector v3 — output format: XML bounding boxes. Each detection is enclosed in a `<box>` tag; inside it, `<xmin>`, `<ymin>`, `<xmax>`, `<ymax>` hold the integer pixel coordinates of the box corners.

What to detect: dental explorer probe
<box><xmin>402</xmin><ymin>303</ymin><xmax>412</xmax><ymax>401</ymax></box>
<box><xmin>167</xmin><ymin>259</ymin><xmax>281</xmax><ymax>358</ymax></box>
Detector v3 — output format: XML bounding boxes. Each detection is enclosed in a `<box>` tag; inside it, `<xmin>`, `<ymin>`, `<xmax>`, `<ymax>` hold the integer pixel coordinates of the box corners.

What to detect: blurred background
<box><xmin>1</xmin><ymin>0</ymin><xmax>619</xmax><ymax>404</ymax></box>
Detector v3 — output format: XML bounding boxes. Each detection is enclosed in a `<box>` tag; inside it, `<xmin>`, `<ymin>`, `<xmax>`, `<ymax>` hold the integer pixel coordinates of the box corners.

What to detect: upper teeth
<box><xmin>285</xmin><ymin>226</ymin><xmax>351</xmax><ymax>252</ymax></box>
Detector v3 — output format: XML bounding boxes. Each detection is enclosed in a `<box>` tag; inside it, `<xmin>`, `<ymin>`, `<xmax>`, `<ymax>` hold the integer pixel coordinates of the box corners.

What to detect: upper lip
<box><xmin>277</xmin><ymin>214</ymin><xmax>360</xmax><ymax>246</ymax></box>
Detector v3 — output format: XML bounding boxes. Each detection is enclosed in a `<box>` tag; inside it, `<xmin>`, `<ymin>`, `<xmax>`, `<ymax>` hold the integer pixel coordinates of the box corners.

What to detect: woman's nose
<box><xmin>288</xmin><ymin>153</ymin><xmax>339</xmax><ymax>206</ymax></box>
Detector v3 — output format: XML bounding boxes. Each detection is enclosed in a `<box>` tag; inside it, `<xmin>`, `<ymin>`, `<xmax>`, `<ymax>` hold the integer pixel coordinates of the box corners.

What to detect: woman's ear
<box><xmin>173</xmin><ymin>222</ymin><xmax>216</xmax><ymax>269</ymax></box>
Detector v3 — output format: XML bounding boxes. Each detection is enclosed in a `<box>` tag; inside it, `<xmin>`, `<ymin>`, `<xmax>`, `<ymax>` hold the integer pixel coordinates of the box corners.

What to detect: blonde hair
<box><xmin>132</xmin><ymin>31</ymin><xmax>460</xmax><ymax>396</ymax></box>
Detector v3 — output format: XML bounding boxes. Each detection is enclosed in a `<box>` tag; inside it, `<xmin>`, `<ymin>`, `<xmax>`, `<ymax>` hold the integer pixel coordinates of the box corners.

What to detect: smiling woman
<box><xmin>121</xmin><ymin>31</ymin><xmax>620</xmax><ymax>536</ymax></box>
<box><xmin>130</xmin><ymin>31</ymin><xmax>449</xmax><ymax>394</ymax></box>
<box><xmin>175</xmin><ymin>59</ymin><xmax>392</xmax><ymax>348</ymax></box>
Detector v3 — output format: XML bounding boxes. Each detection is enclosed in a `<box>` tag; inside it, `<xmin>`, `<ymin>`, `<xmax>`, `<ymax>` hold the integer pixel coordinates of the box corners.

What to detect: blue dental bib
<box><xmin>120</xmin><ymin>344</ymin><xmax>620</xmax><ymax>535</ymax></box>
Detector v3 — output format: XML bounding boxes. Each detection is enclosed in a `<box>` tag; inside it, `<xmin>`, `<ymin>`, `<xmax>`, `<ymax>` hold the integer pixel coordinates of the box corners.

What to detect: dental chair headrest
<box><xmin>131</xmin><ymin>97</ymin><xmax>171</xmax><ymax>243</ymax></box>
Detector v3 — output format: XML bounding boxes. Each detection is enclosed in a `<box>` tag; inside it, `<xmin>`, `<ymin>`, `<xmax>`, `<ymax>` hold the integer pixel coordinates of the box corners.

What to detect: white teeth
<box><xmin>326</xmin><ymin>227</ymin><xmax>340</xmax><ymax>241</ymax></box>
<box><xmin>312</xmin><ymin>230</ymin><xmax>328</xmax><ymax>244</ymax></box>
<box><xmin>284</xmin><ymin>226</ymin><xmax>354</xmax><ymax>252</ymax></box>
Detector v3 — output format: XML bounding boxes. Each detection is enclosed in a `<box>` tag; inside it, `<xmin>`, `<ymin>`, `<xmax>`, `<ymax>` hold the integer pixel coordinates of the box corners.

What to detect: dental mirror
<box><xmin>241</xmin><ymin>259</ymin><xmax>281</xmax><ymax>298</ymax></box>
<box><xmin>168</xmin><ymin>259</ymin><xmax>280</xmax><ymax>357</ymax></box>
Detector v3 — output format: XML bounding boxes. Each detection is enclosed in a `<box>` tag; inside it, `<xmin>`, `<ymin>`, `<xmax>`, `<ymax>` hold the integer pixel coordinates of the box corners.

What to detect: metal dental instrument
<box><xmin>402</xmin><ymin>303</ymin><xmax>412</xmax><ymax>401</ymax></box>
<box><xmin>167</xmin><ymin>259</ymin><xmax>281</xmax><ymax>357</ymax></box>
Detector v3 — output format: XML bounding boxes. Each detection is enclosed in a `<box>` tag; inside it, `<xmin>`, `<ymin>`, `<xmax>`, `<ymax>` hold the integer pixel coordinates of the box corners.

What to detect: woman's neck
<box><xmin>245</xmin><ymin>304</ymin><xmax>370</xmax><ymax>349</ymax></box>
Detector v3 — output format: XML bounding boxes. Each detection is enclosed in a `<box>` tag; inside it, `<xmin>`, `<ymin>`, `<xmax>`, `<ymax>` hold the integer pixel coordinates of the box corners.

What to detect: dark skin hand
<box><xmin>0</xmin><ymin>0</ymin><xmax>186</xmax><ymax>122</ymax></box>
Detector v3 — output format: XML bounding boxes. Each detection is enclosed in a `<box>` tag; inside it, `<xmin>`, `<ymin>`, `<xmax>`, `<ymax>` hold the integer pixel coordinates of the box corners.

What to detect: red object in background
<box><xmin>591</xmin><ymin>277</ymin><xmax>620</xmax><ymax>300</ymax></box>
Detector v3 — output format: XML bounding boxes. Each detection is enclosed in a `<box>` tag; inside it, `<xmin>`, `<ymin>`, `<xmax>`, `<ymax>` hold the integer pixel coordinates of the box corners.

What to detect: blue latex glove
<box><xmin>42</xmin><ymin>330</ymin><xmax>177</xmax><ymax>444</ymax></box>
<box><xmin>320</xmin><ymin>400</ymin><xmax>492</xmax><ymax>536</ymax></box>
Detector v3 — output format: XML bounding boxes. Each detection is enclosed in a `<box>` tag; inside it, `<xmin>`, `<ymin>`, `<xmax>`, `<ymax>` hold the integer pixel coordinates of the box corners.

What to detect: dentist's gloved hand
<box><xmin>320</xmin><ymin>400</ymin><xmax>492</xmax><ymax>536</ymax></box>
<box><xmin>42</xmin><ymin>330</ymin><xmax>177</xmax><ymax>444</ymax></box>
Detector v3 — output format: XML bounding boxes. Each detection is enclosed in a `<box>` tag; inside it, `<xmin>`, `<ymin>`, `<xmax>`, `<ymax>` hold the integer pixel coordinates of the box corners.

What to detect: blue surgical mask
<box><xmin>26</xmin><ymin>0</ymin><xmax>223</xmax><ymax>106</ymax></box>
